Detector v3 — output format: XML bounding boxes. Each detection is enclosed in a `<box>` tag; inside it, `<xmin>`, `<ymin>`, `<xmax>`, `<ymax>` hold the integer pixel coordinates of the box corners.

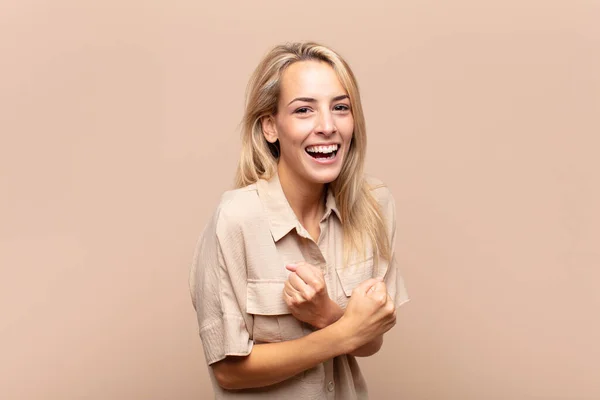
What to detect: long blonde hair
<box><xmin>234</xmin><ymin>42</ymin><xmax>391</xmax><ymax>267</ymax></box>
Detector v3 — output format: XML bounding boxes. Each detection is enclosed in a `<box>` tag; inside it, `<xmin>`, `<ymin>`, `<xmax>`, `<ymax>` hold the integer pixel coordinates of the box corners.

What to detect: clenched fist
<box><xmin>339</xmin><ymin>278</ymin><xmax>397</xmax><ymax>350</ymax></box>
<box><xmin>282</xmin><ymin>261</ymin><xmax>340</xmax><ymax>329</ymax></box>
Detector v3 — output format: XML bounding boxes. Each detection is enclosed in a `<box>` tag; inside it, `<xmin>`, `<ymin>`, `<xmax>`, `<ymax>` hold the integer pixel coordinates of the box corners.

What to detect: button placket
<box><xmin>302</xmin><ymin>237</ymin><xmax>326</xmax><ymax>267</ymax></box>
<box><xmin>324</xmin><ymin>359</ymin><xmax>335</xmax><ymax>398</ymax></box>
<box><xmin>327</xmin><ymin>380</ymin><xmax>335</xmax><ymax>392</ymax></box>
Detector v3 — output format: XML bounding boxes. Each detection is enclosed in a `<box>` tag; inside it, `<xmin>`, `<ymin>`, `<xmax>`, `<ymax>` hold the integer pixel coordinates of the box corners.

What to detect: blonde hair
<box><xmin>234</xmin><ymin>41</ymin><xmax>391</xmax><ymax>267</ymax></box>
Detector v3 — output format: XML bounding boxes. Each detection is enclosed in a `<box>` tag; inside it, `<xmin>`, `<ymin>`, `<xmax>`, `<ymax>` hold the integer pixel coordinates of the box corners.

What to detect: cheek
<box><xmin>277</xmin><ymin>120</ymin><xmax>311</xmax><ymax>146</ymax></box>
<box><xmin>339</xmin><ymin>117</ymin><xmax>355</xmax><ymax>141</ymax></box>
<box><xmin>275</xmin><ymin>133</ymin><xmax>302</xmax><ymax>161</ymax></box>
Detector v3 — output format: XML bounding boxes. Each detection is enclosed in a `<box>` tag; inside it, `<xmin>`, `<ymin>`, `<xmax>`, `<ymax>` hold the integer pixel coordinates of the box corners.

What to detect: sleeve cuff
<box><xmin>199</xmin><ymin>315</ymin><xmax>254</xmax><ymax>365</ymax></box>
<box><xmin>382</xmin><ymin>258</ymin><xmax>410</xmax><ymax>309</ymax></box>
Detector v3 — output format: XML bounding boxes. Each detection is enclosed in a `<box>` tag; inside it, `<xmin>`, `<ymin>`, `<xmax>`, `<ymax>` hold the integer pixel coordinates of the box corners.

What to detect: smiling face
<box><xmin>262</xmin><ymin>60</ymin><xmax>354</xmax><ymax>187</ymax></box>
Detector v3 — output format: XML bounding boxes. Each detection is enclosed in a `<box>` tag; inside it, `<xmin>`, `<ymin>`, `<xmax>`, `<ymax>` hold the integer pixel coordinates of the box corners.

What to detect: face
<box><xmin>262</xmin><ymin>60</ymin><xmax>354</xmax><ymax>187</ymax></box>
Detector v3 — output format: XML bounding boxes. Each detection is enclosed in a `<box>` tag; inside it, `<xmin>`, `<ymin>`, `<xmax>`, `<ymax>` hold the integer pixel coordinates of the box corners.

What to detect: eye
<box><xmin>294</xmin><ymin>107</ymin><xmax>311</xmax><ymax>114</ymax></box>
<box><xmin>334</xmin><ymin>104</ymin><xmax>350</xmax><ymax>112</ymax></box>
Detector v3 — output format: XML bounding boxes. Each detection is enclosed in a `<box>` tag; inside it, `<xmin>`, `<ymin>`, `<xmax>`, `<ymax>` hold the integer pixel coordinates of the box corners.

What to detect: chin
<box><xmin>305</xmin><ymin>168</ymin><xmax>342</xmax><ymax>185</ymax></box>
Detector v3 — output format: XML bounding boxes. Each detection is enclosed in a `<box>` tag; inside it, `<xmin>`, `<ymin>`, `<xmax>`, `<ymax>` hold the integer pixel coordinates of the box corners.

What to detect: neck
<box><xmin>277</xmin><ymin>164</ymin><xmax>326</xmax><ymax>225</ymax></box>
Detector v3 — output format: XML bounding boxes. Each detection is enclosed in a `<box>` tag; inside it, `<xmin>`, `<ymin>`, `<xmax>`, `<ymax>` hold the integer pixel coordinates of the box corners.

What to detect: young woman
<box><xmin>189</xmin><ymin>41</ymin><xmax>409</xmax><ymax>399</ymax></box>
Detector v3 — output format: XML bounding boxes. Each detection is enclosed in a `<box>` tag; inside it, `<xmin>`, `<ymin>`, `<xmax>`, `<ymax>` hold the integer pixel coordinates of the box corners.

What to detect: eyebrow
<box><xmin>287</xmin><ymin>95</ymin><xmax>349</xmax><ymax>106</ymax></box>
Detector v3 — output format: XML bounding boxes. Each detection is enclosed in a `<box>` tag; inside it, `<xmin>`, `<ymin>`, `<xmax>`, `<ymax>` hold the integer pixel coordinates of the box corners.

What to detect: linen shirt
<box><xmin>189</xmin><ymin>172</ymin><xmax>409</xmax><ymax>399</ymax></box>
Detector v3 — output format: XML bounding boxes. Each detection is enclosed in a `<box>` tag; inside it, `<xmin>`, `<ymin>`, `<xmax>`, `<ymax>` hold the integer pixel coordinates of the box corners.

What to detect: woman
<box><xmin>189</xmin><ymin>41</ymin><xmax>409</xmax><ymax>399</ymax></box>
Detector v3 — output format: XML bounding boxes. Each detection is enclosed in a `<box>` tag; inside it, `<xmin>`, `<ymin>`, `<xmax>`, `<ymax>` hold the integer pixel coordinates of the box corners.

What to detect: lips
<box><xmin>305</xmin><ymin>143</ymin><xmax>340</xmax><ymax>159</ymax></box>
<box><xmin>304</xmin><ymin>144</ymin><xmax>341</xmax><ymax>165</ymax></box>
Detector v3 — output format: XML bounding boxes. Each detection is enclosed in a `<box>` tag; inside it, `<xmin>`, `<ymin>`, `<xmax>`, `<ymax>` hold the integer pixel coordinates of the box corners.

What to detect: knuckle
<box><xmin>313</xmin><ymin>280</ymin><xmax>325</xmax><ymax>293</ymax></box>
<box><xmin>304</xmin><ymin>288</ymin><xmax>315</xmax><ymax>300</ymax></box>
<box><xmin>386</xmin><ymin>303</ymin><xmax>395</xmax><ymax>314</ymax></box>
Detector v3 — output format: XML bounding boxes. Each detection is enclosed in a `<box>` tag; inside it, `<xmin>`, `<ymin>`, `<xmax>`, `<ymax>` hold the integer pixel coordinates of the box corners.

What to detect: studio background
<box><xmin>1</xmin><ymin>0</ymin><xmax>598</xmax><ymax>399</ymax></box>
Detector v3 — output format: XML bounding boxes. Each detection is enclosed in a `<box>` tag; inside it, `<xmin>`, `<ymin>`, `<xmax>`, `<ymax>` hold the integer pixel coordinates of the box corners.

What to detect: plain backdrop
<box><xmin>1</xmin><ymin>0</ymin><xmax>599</xmax><ymax>399</ymax></box>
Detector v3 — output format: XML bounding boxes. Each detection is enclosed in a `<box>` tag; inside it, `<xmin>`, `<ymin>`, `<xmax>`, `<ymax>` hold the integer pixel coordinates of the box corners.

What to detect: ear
<box><xmin>261</xmin><ymin>116</ymin><xmax>278</xmax><ymax>144</ymax></box>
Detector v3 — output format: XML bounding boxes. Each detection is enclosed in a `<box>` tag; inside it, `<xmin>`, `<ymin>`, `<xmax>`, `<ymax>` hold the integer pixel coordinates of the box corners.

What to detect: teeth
<box><xmin>306</xmin><ymin>144</ymin><xmax>339</xmax><ymax>154</ymax></box>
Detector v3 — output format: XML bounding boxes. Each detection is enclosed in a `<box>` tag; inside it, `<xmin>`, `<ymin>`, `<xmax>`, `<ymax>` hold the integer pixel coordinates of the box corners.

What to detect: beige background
<box><xmin>1</xmin><ymin>0</ymin><xmax>599</xmax><ymax>399</ymax></box>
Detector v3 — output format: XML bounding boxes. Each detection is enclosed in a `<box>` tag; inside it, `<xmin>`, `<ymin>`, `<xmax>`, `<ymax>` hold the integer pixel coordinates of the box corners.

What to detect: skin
<box><xmin>283</xmin><ymin>262</ymin><xmax>384</xmax><ymax>357</ymax></box>
<box><xmin>211</xmin><ymin>60</ymin><xmax>396</xmax><ymax>390</ymax></box>
<box><xmin>262</xmin><ymin>59</ymin><xmax>354</xmax><ymax>239</ymax></box>
<box><xmin>213</xmin><ymin>278</ymin><xmax>396</xmax><ymax>390</ymax></box>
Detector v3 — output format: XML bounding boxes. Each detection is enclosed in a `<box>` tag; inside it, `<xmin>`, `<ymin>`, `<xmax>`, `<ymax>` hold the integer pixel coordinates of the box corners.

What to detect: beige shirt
<box><xmin>189</xmin><ymin>172</ymin><xmax>409</xmax><ymax>399</ymax></box>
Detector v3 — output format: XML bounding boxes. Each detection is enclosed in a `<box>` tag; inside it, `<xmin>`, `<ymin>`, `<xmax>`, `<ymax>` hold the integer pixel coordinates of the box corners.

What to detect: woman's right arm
<box><xmin>212</xmin><ymin>278</ymin><xmax>396</xmax><ymax>390</ymax></box>
<box><xmin>212</xmin><ymin>317</ymin><xmax>352</xmax><ymax>390</ymax></box>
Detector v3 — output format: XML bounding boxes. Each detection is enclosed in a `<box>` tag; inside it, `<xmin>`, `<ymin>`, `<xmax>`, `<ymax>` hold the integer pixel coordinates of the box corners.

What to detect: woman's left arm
<box><xmin>284</xmin><ymin>262</ymin><xmax>384</xmax><ymax>357</ymax></box>
<box><xmin>320</xmin><ymin>298</ymin><xmax>383</xmax><ymax>357</ymax></box>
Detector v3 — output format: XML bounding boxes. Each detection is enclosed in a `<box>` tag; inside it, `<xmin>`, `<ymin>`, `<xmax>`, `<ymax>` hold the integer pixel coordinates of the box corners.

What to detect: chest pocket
<box><xmin>246</xmin><ymin>279</ymin><xmax>309</xmax><ymax>342</ymax></box>
<box><xmin>335</xmin><ymin>257</ymin><xmax>376</xmax><ymax>306</ymax></box>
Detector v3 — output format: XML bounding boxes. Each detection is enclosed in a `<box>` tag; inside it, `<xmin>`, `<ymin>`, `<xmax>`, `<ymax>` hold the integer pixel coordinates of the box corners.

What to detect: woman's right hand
<box><xmin>339</xmin><ymin>278</ymin><xmax>397</xmax><ymax>351</ymax></box>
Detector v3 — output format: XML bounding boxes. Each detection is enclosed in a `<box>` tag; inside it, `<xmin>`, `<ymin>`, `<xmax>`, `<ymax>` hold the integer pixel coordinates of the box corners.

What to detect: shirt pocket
<box><xmin>246</xmin><ymin>279</ymin><xmax>310</xmax><ymax>342</ymax></box>
<box><xmin>246</xmin><ymin>279</ymin><xmax>325</xmax><ymax>383</ymax></box>
<box><xmin>335</xmin><ymin>256</ymin><xmax>375</xmax><ymax>300</ymax></box>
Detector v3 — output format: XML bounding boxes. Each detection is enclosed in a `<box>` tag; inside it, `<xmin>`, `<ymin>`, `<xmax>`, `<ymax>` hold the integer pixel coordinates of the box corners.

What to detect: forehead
<box><xmin>279</xmin><ymin>60</ymin><xmax>346</xmax><ymax>101</ymax></box>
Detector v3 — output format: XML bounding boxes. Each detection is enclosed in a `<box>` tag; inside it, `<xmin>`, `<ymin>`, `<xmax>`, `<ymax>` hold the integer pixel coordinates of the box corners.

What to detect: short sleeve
<box><xmin>189</xmin><ymin>208</ymin><xmax>254</xmax><ymax>365</ymax></box>
<box><xmin>386</xmin><ymin>255</ymin><xmax>410</xmax><ymax>308</ymax></box>
<box><xmin>378</xmin><ymin>186</ymin><xmax>410</xmax><ymax>309</ymax></box>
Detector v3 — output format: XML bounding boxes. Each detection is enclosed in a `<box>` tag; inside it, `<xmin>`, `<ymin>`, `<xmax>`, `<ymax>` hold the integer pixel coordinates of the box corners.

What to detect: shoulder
<box><xmin>364</xmin><ymin>174</ymin><xmax>396</xmax><ymax>211</ymax></box>
<box><xmin>217</xmin><ymin>183</ymin><xmax>261</xmax><ymax>217</ymax></box>
<box><xmin>363</xmin><ymin>174</ymin><xmax>398</xmax><ymax>240</ymax></box>
<box><xmin>212</xmin><ymin>183</ymin><xmax>266</xmax><ymax>238</ymax></box>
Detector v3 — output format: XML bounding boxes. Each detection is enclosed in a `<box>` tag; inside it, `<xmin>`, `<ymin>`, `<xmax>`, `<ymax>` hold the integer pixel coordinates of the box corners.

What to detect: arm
<box><xmin>212</xmin><ymin>317</ymin><xmax>354</xmax><ymax>390</ymax></box>
<box><xmin>318</xmin><ymin>298</ymin><xmax>383</xmax><ymax>357</ymax></box>
<box><xmin>213</xmin><ymin>277</ymin><xmax>395</xmax><ymax>390</ymax></box>
<box><xmin>283</xmin><ymin>263</ymin><xmax>384</xmax><ymax>357</ymax></box>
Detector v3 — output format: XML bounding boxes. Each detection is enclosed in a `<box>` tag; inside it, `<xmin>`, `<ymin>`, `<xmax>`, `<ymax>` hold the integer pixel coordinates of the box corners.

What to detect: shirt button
<box><xmin>327</xmin><ymin>381</ymin><xmax>335</xmax><ymax>392</ymax></box>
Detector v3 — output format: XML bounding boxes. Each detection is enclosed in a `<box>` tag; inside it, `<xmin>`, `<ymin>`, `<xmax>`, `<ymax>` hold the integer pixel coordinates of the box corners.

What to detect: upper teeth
<box><xmin>306</xmin><ymin>144</ymin><xmax>339</xmax><ymax>154</ymax></box>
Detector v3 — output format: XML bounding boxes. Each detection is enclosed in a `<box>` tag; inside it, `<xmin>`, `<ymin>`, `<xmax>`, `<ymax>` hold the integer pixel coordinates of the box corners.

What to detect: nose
<box><xmin>315</xmin><ymin>110</ymin><xmax>336</xmax><ymax>136</ymax></box>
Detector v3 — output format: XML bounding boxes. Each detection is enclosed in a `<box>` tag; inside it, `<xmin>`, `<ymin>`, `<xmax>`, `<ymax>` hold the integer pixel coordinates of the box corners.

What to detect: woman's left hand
<box><xmin>283</xmin><ymin>261</ymin><xmax>340</xmax><ymax>329</ymax></box>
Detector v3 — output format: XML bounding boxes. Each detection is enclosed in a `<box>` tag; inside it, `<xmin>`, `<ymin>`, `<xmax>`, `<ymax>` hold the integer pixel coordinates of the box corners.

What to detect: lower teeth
<box><xmin>308</xmin><ymin>152</ymin><xmax>336</xmax><ymax>160</ymax></box>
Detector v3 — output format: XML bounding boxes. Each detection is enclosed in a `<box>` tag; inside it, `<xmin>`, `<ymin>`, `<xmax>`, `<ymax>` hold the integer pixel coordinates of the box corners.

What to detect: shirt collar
<box><xmin>256</xmin><ymin>171</ymin><xmax>341</xmax><ymax>242</ymax></box>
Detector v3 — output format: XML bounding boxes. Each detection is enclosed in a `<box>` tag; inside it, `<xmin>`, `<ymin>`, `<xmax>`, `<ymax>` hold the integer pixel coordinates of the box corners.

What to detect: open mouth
<box><xmin>305</xmin><ymin>144</ymin><xmax>340</xmax><ymax>161</ymax></box>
